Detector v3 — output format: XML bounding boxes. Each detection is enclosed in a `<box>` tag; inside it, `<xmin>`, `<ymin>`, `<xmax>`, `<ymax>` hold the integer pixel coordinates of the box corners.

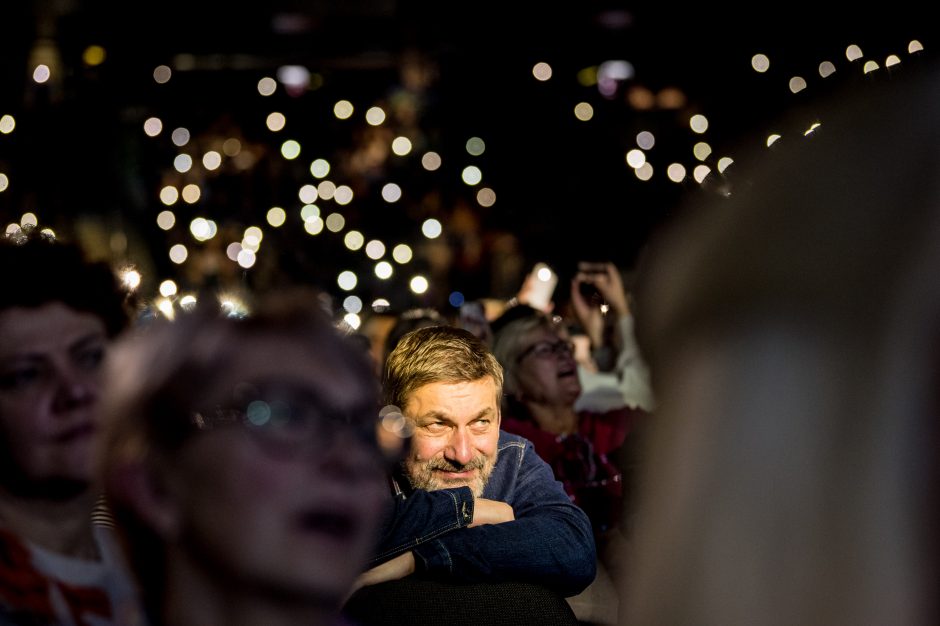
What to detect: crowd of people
<box><xmin>1</xmin><ymin>57</ymin><xmax>936</xmax><ymax>626</ymax></box>
<box><xmin>0</xmin><ymin>225</ymin><xmax>648</xmax><ymax>626</ymax></box>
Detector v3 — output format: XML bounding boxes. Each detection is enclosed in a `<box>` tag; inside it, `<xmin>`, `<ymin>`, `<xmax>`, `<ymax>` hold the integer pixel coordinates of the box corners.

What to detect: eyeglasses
<box><xmin>516</xmin><ymin>339</ymin><xmax>575</xmax><ymax>363</ymax></box>
<box><xmin>191</xmin><ymin>382</ymin><xmax>402</xmax><ymax>464</ymax></box>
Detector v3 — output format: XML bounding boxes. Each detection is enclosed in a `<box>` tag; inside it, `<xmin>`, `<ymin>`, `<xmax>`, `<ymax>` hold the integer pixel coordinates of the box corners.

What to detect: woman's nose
<box><xmin>51</xmin><ymin>366</ymin><xmax>97</xmax><ymax>413</ymax></box>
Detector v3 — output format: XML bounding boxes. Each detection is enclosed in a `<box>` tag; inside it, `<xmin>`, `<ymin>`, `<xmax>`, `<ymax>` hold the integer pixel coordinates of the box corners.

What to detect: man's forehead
<box><xmin>405</xmin><ymin>378</ymin><xmax>500</xmax><ymax>417</ymax></box>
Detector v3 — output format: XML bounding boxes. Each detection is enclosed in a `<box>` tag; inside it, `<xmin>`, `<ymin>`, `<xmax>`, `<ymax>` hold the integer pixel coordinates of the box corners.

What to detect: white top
<box><xmin>575</xmin><ymin>313</ymin><xmax>656</xmax><ymax>413</ymax></box>
<box><xmin>0</xmin><ymin>524</ymin><xmax>144</xmax><ymax>626</ymax></box>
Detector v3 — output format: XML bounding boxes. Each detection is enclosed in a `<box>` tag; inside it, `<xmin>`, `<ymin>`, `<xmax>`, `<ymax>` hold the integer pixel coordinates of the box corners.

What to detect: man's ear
<box><xmin>108</xmin><ymin>459</ymin><xmax>182</xmax><ymax>540</ymax></box>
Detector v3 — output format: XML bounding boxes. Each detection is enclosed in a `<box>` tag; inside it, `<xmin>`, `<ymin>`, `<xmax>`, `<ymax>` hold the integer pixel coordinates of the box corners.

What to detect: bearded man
<box><xmin>357</xmin><ymin>325</ymin><xmax>595</xmax><ymax>598</ymax></box>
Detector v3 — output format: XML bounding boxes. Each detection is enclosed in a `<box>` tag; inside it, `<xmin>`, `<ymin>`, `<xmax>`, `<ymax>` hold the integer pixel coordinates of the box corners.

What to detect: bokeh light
<box><xmin>422</xmin><ymin>152</ymin><xmax>442</xmax><ymax>171</ymax></box>
<box><xmin>171</xmin><ymin>128</ymin><xmax>190</xmax><ymax>146</ymax></box>
<box><xmin>410</xmin><ymin>276</ymin><xmax>429</xmax><ymax>294</ymax></box>
<box><xmin>532</xmin><ymin>62</ymin><xmax>552</xmax><ymax>81</ymax></box>
<box><xmin>325</xmin><ymin>213</ymin><xmax>346</xmax><ymax>232</ymax></box>
<box><xmin>365</xmin><ymin>240</ymin><xmax>386</xmax><ymax>259</ymax></box>
<box><xmin>281</xmin><ymin>140</ymin><xmax>301</xmax><ymax>160</ymax></box>
<box><xmin>153</xmin><ymin>65</ymin><xmax>171</xmax><ymax>84</ymax></box>
<box><xmin>461</xmin><ymin>166</ymin><xmax>482</xmax><ymax>185</ymax></box>
<box><xmin>0</xmin><ymin>115</ymin><xmax>15</xmax><ymax>134</ymax></box>
<box><xmin>143</xmin><ymin>117</ymin><xmax>163</xmax><ymax>137</ymax></box>
<box><xmin>466</xmin><ymin>137</ymin><xmax>486</xmax><ymax>156</ymax></box>
<box><xmin>257</xmin><ymin>77</ymin><xmax>277</xmax><ymax>96</ymax></box>
<box><xmin>382</xmin><ymin>183</ymin><xmax>402</xmax><ymax>203</ymax></box>
<box><xmin>266</xmin><ymin>207</ymin><xmax>286</xmax><ymax>227</ymax></box>
<box><xmin>334</xmin><ymin>100</ymin><xmax>354</xmax><ymax>119</ymax></box>
<box><xmin>574</xmin><ymin>102</ymin><xmax>594</xmax><ymax>121</ymax></box>
<box><xmin>751</xmin><ymin>53</ymin><xmax>770</xmax><ymax>72</ymax></box>
<box><xmin>337</xmin><ymin>271</ymin><xmax>358</xmax><ymax>291</ymax></box>
<box><xmin>392</xmin><ymin>244</ymin><xmax>413</xmax><ymax>263</ymax></box>
<box><xmin>666</xmin><ymin>163</ymin><xmax>687</xmax><ymax>183</ymax></box>
<box><xmin>392</xmin><ymin>136</ymin><xmax>413</xmax><ymax>155</ymax></box>
<box><xmin>344</xmin><ymin>231</ymin><xmax>365</xmax><ymax>251</ymax></box>
<box><xmin>310</xmin><ymin>159</ymin><xmax>330</xmax><ymax>178</ymax></box>
<box><xmin>266</xmin><ymin>112</ymin><xmax>286</xmax><ymax>131</ymax></box>
<box><xmin>422</xmin><ymin>219</ymin><xmax>442</xmax><ymax>239</ymax></box>
<box><xmin>476</xmin><ymin>187</ymin><xmax>496</xmax><ymax>207</ymax></box>
<box><xmin>365</xmin><ymin>107</ymin><xmax>386</xmax><ymax>126</ymax></box>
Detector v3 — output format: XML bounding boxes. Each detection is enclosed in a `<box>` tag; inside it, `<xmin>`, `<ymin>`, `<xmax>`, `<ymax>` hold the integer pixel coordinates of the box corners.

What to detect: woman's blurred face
<box><xmin>0</xmin><ymin>303</ymin><xmax>108</xmax><ymax>498</ymax></box>
<box><xmin>164</xmin><ymin>334</ymin><xmax>387</xmax><ymax>604</ymax></box>
<box><xmin>512</xmin><ymin>326</ymin><xmax>581</xmax><ymax>408</ymax></box>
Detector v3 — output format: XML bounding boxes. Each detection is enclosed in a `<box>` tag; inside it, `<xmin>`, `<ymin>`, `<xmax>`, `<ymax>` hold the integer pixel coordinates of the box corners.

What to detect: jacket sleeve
<box><xmin>411</xmin><ymin>440</ymin><xmax>597</xmax><ymax>597</ymax></box>
<box><xmin>369</xmin><ymin>485</ymin><xmax>475</xmax><ymax>566</ymax></box>
<box><xmin>612</xmin><ymin>312</ymin><xmax>656</xmax><ymax>411</ymax></box>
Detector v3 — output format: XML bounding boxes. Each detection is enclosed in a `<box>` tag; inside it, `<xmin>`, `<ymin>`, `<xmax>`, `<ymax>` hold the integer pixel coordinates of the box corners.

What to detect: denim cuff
<box><xmin>413</xmin><ymin>538</ymin><xmax>454</xmax><ymax>574</ymax></box>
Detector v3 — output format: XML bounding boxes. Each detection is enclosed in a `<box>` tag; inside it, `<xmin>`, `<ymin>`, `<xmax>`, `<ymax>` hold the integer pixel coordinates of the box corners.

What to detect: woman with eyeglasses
<box><xmin>491</xmin><ymin>308</ymin><xmax>648</xmax><ymax>624</ymax></box>
<box><xmin>97</xmin><ymin>290</ymin><xmax>403</xmax><ymax>626</ymax></box>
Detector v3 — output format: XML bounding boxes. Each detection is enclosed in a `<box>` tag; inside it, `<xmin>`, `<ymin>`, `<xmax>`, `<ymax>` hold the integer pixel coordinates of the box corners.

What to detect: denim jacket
<box><xmin>371</xmin><ymin>430</ymin><xmax>597</xmax><ymax>597</ymax></box>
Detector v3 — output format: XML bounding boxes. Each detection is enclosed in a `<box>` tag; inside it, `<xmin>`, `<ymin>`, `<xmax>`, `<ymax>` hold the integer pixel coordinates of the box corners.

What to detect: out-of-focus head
<box><xmin>381</xmin><ymin>307</ymin><xmax>447</xmax><ymax>367</ymax></box>
<box><xmin>491</xmin><ymin>312</ymin><xmax>580</xmax><ymax>409</ymax></box>
<box><xmin>0</xmin><ymin>228</ymin><xmax>129</xmax><ymax>499</ymax></box>
<box><xmin>384</xmin><ymin>325</ymin><xmax>503</xmax><ymax>497</ymax></box>
<box><xmin>457</xmin><ymin>299</ymin><xmax>494</xmax><ymax>346</ymax></box>
<box><xmin>99</xmin><ymin>290</ymin><xmax>393</xmax><ymax>614</ymax></box>
<box><xmin>624</xmin><ymin>62</ymin><xmax>940</xmax><ymax>625</ymax></box>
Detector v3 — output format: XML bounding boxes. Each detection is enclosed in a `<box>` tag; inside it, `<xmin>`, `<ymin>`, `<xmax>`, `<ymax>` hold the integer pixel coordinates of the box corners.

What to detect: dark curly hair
<box><xmin>0</xmin><ymin>227</ymin><xmax>130</xmax><ymax>336</ymax></box>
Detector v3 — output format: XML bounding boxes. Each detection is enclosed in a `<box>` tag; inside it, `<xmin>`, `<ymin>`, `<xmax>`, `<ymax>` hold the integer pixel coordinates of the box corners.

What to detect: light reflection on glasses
<box><xmin>191</xmin><ymin>382</ymin><xmax>406</xmax><ymax>465</ymax></box>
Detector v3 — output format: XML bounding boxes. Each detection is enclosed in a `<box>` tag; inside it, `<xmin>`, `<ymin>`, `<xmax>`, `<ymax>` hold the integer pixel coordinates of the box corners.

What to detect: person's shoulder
<box><xmin>497</xmin><ymin>429</ymin><xmax>538</xmax><ymax>457</ymax></box>
<box><xmin>497</xmin><ymin>428</ymin><xmax>531</xmax><ymax>447</ymax></box>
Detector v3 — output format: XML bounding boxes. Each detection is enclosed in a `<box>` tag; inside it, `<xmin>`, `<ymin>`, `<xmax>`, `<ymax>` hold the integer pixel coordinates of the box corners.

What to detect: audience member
<box><xmin>491</xmin><ymin>308</ymin><xmax>646</xmax><ymax>623</ymax></box>
<box><xmin>380</xmin><ymin>307</ymin><xmax>448</xmax><ymax>369</ymax></box>
<box><xmin>355</xmin><ymin>325</ymin><xmax>596</xmax><ymax>598</ymax></box>
<box><xmin>0</xmin><ymin>228</ymin><xmax>141</xmax><ymax>625</ymax></box>
<box><xmin>98</xmin><ymin>291</ymin><xmax>397</xmax><ymax>626</ymax></box>
<box><xmin>621</xmin><ymin>59</ymin><xmax>939</xmax><ymax>625</ymax></box>
<box><xmin>569</xmin><ymin>261</ymin><xmax>655</xmax><ymax>413</ymax></box>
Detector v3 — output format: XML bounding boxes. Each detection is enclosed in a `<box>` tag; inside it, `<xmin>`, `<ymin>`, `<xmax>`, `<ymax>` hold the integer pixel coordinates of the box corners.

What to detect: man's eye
<box><xmin>423</xmin><ymin>422</ymin><xmax>448</xmax><ymax>433</ymax></box>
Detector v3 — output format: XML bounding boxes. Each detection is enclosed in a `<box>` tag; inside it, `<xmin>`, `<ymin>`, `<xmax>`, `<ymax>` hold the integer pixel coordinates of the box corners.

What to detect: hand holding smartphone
<box><xmin>521</xmin><ymin>262</ymin><xmax>558</xmax><ymax>312</ymax></box>
<box><xmin>575</xmin><ymin>261</ymin><xmax>607</xmax><ymax>301</ymax></box>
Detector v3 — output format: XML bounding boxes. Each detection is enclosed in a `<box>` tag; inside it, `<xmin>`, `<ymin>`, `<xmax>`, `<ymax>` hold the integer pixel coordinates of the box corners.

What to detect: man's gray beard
<box><xmin>405</xmin><ymin>450</ymin><xmax>498</xmax><ymax>498</ymax></box>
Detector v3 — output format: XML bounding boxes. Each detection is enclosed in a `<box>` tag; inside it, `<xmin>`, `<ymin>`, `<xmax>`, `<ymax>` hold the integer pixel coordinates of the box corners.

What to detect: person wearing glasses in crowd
<box><xmin>97</xmin><ymin>290</ymin><xmax>397</xmax><ymax>626</ymax></box>
<box><xmin>490</xmin><ymin>304</ymin><xmax>649</xmax><ymax>624</ymax></box>
<box><xmin>0</xmin><ymin>228</ymin><xmax>142</xmax><ymax>625</ymax></box>
<box><xmin>354</xmin><ymin>325</ymin><xmax>595</xmax><ymax>598</ymax></box>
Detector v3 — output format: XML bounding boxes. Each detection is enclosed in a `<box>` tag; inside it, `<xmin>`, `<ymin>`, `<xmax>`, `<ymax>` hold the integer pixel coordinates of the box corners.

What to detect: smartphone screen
<box><xmin>527</xmin><ymin>262</ymin><xmax>558</xmax><ymax>311</ymax></box>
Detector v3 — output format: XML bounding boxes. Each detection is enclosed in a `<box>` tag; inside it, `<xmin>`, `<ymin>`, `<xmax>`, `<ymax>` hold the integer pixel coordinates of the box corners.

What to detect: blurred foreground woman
<box><xmin>98</xmin><ymin>292</ymin><xmax>396</xmax><ymax>626</ymax></box>
<box><xmin>623</xmin><ymin>59</ymin><xmax>939</xmax><ymax>625</ymax></box>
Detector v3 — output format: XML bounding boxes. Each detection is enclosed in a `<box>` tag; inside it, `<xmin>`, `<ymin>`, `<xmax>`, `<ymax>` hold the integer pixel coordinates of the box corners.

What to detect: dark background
<box><xmin>0</xmin><ymin>1</ymin><xmax>931</xmax><ymax>314</ymax></box>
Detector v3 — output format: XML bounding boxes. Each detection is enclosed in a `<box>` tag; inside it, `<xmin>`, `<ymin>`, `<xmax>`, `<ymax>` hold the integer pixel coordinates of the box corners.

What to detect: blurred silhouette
<box><xmin>98</xmin><ymin>290</ymin><xmax>396</xmax><ymax>626</ymax></box>
<box><xmin>622</xmin><ymin>59</ymin><xmax>938</xmax><ymax>625</ymax></box>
